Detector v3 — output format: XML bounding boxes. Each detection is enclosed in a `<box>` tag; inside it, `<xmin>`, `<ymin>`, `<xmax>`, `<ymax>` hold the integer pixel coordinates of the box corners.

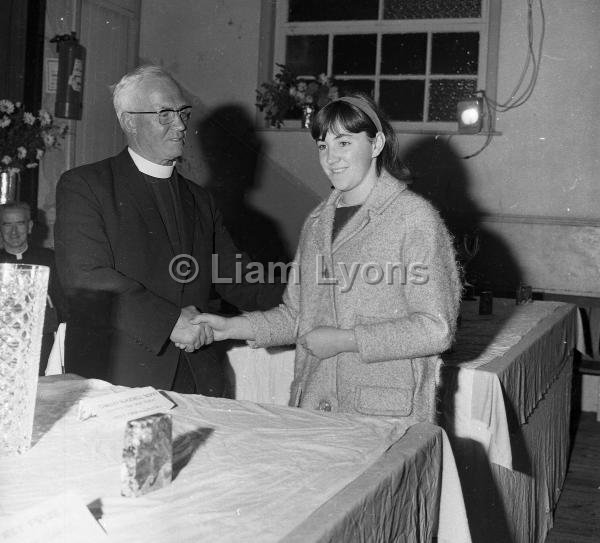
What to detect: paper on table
<box><xmin>0</xmin><ymin>491</ymin><xmax>106</xmax><ymax>542</ymax></box>
<box><xmin>77</xmin><ymin>387</ymin><xmax>175</xmax><ymax>422</ymax></box>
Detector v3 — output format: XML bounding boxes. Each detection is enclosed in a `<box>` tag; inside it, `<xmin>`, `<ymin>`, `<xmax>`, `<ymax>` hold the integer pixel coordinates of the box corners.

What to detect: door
<box><xmin>38</xmin><ymin>0</ymin><xmax>139</xmax><ymax>245</ymax></box>
<box><xmin>76</xmin><ymin>0</ymin><xmax>140</xmax><ymax>165</ymax></box>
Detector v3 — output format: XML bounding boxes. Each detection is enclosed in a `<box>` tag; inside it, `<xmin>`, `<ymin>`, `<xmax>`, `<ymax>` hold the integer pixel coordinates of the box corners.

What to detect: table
<box><xmin>0</xmin><ymin>375</ymin><xmax>470</xmax><ymax>542</ymax></box>
<box><xmin>226</xmin><ymin>344</ymin><xmax>295</xmax><ymax>405</ymax></box>
<box><xmin>227</xmin><ymin>298</ymin><xmax>577</xmax><ymax>543</ymax></box>
<box><xmin>440</xmin><ymin>298</ymin><xmax>577</xmax><ymax>543</ymax></box>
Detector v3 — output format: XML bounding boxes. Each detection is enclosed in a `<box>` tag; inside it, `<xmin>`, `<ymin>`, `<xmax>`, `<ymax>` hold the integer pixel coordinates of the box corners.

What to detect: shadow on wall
<box><xmin>401</xmin><ymin>136</ymin><xmax>522</xmax><ymax>297</ymax></box>
<box><xmin>194</xmin><ymin>104</ymin><xmax>291</xmax><ymax>266</ymax></box>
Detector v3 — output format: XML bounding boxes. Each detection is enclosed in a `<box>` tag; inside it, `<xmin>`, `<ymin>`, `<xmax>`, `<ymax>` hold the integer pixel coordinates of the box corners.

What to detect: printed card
<box><xmin>78</xmin><ymin>387</ymin><xmax>175</xmax><ymax>422</ymax></box>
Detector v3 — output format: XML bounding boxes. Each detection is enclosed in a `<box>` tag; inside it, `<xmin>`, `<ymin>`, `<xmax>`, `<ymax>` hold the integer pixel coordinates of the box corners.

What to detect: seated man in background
<box><xmin>0</xmin><ymin>201</ymin><xmax>65</xmax><ymax>374</ymax></box>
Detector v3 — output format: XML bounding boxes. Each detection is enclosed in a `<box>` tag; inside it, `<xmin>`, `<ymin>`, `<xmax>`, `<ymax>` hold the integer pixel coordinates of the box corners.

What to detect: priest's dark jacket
<box><xmin>54</xmin><ymin>149</ymin><xmax>282</xmax><ymax>394</ymax></box>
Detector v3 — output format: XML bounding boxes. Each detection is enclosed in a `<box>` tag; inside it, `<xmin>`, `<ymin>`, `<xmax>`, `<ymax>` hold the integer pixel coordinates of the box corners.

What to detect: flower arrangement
<box><xmin>256</xmin><ymin>64</ymin><xmax>339</xmax><ymax>128</ymax></box>
<box><xmin>0</xmin><ymin>99</ymin><xmax>67</xmax><ymax>173</ymax></box>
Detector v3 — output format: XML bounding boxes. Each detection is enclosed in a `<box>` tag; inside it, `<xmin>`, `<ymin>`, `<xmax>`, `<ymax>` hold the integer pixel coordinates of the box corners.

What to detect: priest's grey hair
<box><xmin>111</xmin><ymin>65</ymin><xmax>179</xmax><ymax>121</ymax></box>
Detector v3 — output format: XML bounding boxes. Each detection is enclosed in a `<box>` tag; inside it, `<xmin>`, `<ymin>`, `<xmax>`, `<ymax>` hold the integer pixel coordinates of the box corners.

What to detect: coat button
<box><xmin>318</xmin><ymin>400</ymin><xmax>332</xmax><ymax>412</ymax></box>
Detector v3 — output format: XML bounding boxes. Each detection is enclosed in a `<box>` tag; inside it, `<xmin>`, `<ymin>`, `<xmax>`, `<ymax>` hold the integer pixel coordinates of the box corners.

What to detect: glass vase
<box><xmin>0</xmin><ymin>264</ymin><xmax>49</xmax><ymax>456</ymax></box>
<box><xmin>0</xmin><ymin>169</ymin><xmax>21</xmax><ymax>204</ymax></box>
<box><xmin>301</xmin><ymin>104</ymin><xmax>315</xmax><ymax>129</ymax></box>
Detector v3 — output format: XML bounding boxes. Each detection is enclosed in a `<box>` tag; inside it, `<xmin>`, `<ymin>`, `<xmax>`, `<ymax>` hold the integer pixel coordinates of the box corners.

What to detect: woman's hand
<box><xmin>298</xmin><ymin>326</ymin><xmax>357</xmax><ymax>359</ymax></box>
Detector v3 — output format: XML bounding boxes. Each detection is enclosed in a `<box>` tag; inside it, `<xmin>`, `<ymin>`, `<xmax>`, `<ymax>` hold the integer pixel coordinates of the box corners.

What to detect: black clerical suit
<box><xmin>54</xmin><ymin>149</ymin><xmax>281</xmax><ymax>394</ymax></box>
<box><xmin>0</xmin><ymin>246</ymin><xmax>65</xmax><ymax>375</ymax></box>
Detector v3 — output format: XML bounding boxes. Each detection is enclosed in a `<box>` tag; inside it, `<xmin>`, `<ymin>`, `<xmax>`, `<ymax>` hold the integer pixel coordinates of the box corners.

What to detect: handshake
<box><xmin>169</xmin><ymin>305</ymin><xmax>234</xmax><ymax>353</ymax></box>
<box><xmin>169</xmin><ymin>305</ymin><xmax>357</xmax><ymax>360</ymax></box>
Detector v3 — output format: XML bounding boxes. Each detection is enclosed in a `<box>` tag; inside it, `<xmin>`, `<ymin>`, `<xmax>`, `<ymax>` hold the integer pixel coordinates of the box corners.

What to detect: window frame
<box><xmin>259</xmin><ymin>0</ymin><xmax>501</xmax><ymax>134</ymax></box>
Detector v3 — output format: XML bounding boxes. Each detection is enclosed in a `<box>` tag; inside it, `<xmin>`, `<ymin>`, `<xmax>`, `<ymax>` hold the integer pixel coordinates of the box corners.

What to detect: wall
<box><xmin>139</xmin><ymin>0</ymin><xmax>599</xmax><ymax>294</ymax></box>
<box><xmin>38</xmin><ymin>0</ymin><xmax>139</xmax><ymax>247</ymax></box>
<box><xmin>0</xmin><ymin>1</ymin><xmax>28</xmax><ymax>103</ymax></box>
<box><xmin>138</xmin><ymin>0</ymin><xmax>322</xmax><ymax>263</ymax></box>
<box><xmin>37</xmin><ymin>0</ymin><xmax>78</xmax><ymax>245</ymax></box>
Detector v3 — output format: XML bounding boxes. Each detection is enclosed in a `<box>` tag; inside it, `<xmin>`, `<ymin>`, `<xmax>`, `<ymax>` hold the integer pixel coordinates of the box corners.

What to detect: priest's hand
<box><xmin>170</xmin><ymin>306</ymin><xmax>214</xmax><ymax>352</ymax></box>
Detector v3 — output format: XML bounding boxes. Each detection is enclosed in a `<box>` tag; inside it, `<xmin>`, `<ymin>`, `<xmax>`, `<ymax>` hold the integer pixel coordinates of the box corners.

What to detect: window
<box><xmin>266</xmin><ymin>0</ymin><xmax>500</xmax><ymax>132</ymax></box>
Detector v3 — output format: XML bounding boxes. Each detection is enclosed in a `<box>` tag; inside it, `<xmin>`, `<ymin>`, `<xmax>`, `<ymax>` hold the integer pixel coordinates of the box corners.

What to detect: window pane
<box><xmin>384</xmin><ymin>0</ymin><xmax>481</xmax><ymax>20</ymax></box>
<box><xmin>289</xmin><ymin>0</ymin><xmax>378</xmax><ymax>22</ymax></box>
<box><xmin>333</xmin><ymin>35</ymin><xmax>377</xmax><ymax>75</ymax></box>
<box><xmin>286</xmin><ymin>35</ymin><xmax>328</xmax><ymax>76</ymax></box>
<box><xmin>336</xmin><ymin>79</ymin><xmax>375</xmax><ymax>97</ymax></box>
<box><xmin>381</xmin><ymin>33</ymin><xmax>427</xmax><ymax>75</ymax></box>
<box><xmin>428</xmin><ymin>79</ymin><xmax>477</xmax><ymax>121</ymax></box>
<box><xmin>431</xmin><ymin>33</ymin><xmax>479</xmax><ymax>75</ymax></box>
<box><xmin>380</xmin><ymin>80</ymin><xmax>425</xmax><ymax>121</ymax></box>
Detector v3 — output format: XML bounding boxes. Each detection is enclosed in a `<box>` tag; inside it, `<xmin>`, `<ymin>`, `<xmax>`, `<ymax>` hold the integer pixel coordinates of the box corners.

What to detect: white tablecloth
<box><xmin>0</xmin><ymin>375</ymin><xmax>470</xmax><ymax>543</ymax></box>
<box><xmin>226</xmin><ymin>343</ymin><xmax>295</xmax><ymax>405</ymax></box>
<box><xmin>441</xmin><ymin>299</ymin><xmax>574</xmax><ymax>470</ymax></box>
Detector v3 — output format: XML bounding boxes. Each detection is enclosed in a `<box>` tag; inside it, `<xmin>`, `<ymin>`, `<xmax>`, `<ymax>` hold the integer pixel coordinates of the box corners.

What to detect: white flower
<box><xmin>0</xmin><ymin>116</ymin><xmax>10</xmax><ymax>128</ymax></box>
<box><xmin>38</xmin><ymin>109</ymin><xmax>52</xmax><ymax>126</ymax></box>
<box><xmin>36</xmin><ymin>148</ymin><xmax>44</xmax><ymax>160</ymax></box>
<box><xmin>318</xmin><ymin>73</ymin><xmax>329</xmax><ymax>85</ymax></box>
<box><xmin>23</xmin><ymin>112</ymin><xmax>36</xmax><ymax>125</ymax></box>
<box><xmin>8</xmin><ymin>167</ymin><xmax>20</xmax><ymax>174</ymax></box>
<box><xmin>14</xmin><ymin>101</ymin><xmax>21</xmax><ymax>108</ymax></box>
<box><xmin>42</xmin><ymin>132</ymin><xmax>56</xmax><ymax>147</ymax></box>
<box><xmin>17</xmin><ymin>146</ymin><xmax>27</xmax><ymax>159</ymax></box>
<box><xmin>1</xmin><ymin>155</ymin><xmax>12</xmax><ymax>165</ymax></box>
<box><xmin>25</xmin><ymin>162</ymin><xmax>38</xmax><ymax>169</ymax></box>
<box><xmin>0</xmin><ymin>99</ymin><xmax>14</xmax><ymax>114</ymax></box>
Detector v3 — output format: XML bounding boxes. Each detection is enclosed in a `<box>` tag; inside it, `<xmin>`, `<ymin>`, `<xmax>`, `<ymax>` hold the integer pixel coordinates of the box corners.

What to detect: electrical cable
<box><xmin>461</xmin><ymin>0</ymin><xmax>546</xmax><ymax>159</ymax></box>
<box><xmin>502</xmin><ymin>0</ymin><xmax>545</xmax><ymax>109</ymax></box>
<box><xmin>486</xmin><ymin>0</ymin><xmax>546</xmax><ymax>113</ymax></box>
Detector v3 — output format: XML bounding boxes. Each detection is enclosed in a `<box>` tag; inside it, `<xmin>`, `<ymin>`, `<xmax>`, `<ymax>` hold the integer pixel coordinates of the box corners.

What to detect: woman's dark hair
<box><xmin>310</xmin><ymin>93</ymin><xmax>408</xmax><ymax>179</ymax></box>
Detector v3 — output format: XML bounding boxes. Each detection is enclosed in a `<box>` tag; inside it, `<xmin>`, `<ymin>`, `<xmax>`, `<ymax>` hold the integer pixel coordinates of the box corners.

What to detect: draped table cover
<box><xmin>440</xmin><ymin>299</ymin><xmax>576</xmax><ymax>469</ymax></box>
<box><xmin>227</xmin><ymin>298</ymin><xmax>578</xmax><ymax>543</ymax></box>
<box><xmin>0</xmin><ymin>375</ymin><xmax>470</xmax><ymax>543</ymax></box>
<box><xmin>440</xmin><ymin>299</ymin><xmax>577</xmax><ymax>543</ymax></box>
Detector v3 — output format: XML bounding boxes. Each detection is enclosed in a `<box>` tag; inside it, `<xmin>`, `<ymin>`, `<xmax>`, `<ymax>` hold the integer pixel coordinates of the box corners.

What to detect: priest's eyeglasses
<box><xmin>126</xmin><ymin>106</ymin><xmax>192</xmax><ymax>125</ymax></box>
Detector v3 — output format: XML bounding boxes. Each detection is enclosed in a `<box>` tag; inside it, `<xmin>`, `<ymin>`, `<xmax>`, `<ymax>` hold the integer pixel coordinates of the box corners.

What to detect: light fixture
<box><xmin>457</xmin><ymin>99</ymin><xmax>483</xmax><ymax>134</ymax></box>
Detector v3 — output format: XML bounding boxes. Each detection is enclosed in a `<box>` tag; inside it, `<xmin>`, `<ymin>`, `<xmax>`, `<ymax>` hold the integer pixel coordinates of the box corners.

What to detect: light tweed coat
<box><xmin>247</xmin><ymin>173</ymin><xmax>461</xmax><ymax>424</ymax></box>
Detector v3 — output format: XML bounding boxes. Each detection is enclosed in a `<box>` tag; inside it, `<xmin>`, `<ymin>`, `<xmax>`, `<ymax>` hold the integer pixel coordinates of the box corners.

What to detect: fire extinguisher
<box><xmin>50</xmin><ymin>32</ymin><xmax>86</xmax><ymax>120</ymax></box>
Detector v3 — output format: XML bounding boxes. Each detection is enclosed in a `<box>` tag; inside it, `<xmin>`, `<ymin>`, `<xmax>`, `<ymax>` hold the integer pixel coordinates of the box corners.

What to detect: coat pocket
<box><xmin>354</xmin><ymin>384</ymin><xmax>414</xmax><ymax>417</ymax></box>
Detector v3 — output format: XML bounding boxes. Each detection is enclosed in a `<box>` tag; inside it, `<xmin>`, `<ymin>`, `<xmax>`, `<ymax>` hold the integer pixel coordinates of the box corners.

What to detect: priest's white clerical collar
<box><xmin>128</xmin><ymin>148</ymin><xmax>174</xmax><ymax>179</ymax></box>
<box><xmin>4</xmin><ymin>246</ymin><xmax>26</xmax><ymax>259</ymax></box>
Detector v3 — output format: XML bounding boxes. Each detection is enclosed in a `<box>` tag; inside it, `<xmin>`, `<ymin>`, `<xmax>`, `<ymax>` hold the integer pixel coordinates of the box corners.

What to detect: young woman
<box><xmin>196</xmin><ymin>94</ymin><xmax>461</xmax><ymax>424</ymax></box>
